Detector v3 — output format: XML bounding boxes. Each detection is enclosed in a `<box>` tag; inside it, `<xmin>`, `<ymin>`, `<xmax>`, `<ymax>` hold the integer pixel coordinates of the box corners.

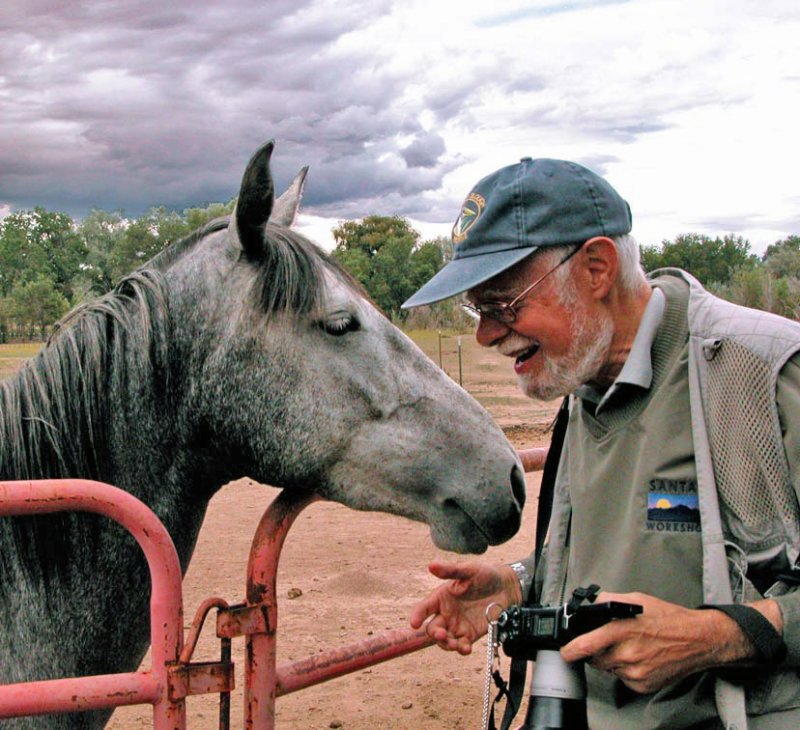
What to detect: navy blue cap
<box><xmin>402</xmin><ymin>158</ymin><xmax>632</xmax><ymax>308</ymax></box>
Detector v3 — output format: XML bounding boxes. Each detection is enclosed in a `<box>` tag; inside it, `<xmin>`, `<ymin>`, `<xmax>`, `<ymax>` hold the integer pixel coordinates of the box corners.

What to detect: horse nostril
<box><xmin>510</xmin><ymin>463</ymin><xmax>526</xmax><ymax>510</ymax></box>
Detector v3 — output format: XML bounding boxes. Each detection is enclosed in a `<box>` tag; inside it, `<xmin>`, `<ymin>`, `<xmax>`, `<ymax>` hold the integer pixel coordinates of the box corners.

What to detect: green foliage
<box><xmin>0</xmin><ymin>207</ymin><xmax>87</xmax><ymax>299</ymax></box>
<box><xmin>763</xmin><ymin>236</ymin><xmax>800</xmax><ymax>281</ymax></box>
<box><xmin>2</xmin><ymin>189</ymin><xmax>800</xmax><ymax>339</ymax></box>
<box><xmin>8</xmin><ymin>275</ymin><xmax>70</xmax><ymax>339</ymax></box>
<box><xmin>0</xmin><ymin>200</ymin><xmax>235</xmax><ymax>335</ymax></box>
<box><xmin>109</xmin><ymin>207</ymin><xmax>188</xmax><ymax>278</ymax></box>
<box><xmin>183</xmin><ymin>199</ymin><xmax>236</xmax><ymax>231</ymax></box>
<box><xmin>331</xmin><ymin>215</ymin><xmax>445</xmax><ymax>320</ymax></box>
<box><xmin>763</xmin><ymin>234</ymin><xmax>800</xmax><ymax>261</ymax></box>
<box><xmin>78</xmin><ymin>209</ymin><xmax>127</xmax><ymax>295</ymax></box>
<box><xmin>708</xmin><ymin>263</ymin><xmax>800</xmax><ymax>319</ymax></box>
<box><xmin>640</xmin><ymin>233</ymin><xmax>757</xmax><ymax>286</ymax></box>
<box><xmin>0</xmin><ymin>297</ymin><xmax>12</xmax><ymax>343</ymax></box>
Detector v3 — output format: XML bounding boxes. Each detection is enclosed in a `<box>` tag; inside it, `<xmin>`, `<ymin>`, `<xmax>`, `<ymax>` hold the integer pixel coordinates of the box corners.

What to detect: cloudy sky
<box><xmin>2</xmin><ymin>0</ymin><xmax>799</xmax><ymax>254</ymax></box>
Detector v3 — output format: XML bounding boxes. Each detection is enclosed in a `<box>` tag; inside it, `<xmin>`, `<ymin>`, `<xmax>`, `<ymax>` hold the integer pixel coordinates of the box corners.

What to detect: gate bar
<box><xmin>0</xmin><ymin>673</ymin><xmax>160</xmax><ymax>718</ymax></box>
<box><xmin>0</xmin><ymin>479</ymin><xmax>185</xmax><ymax>728</ymax></box>
<box><xmin>275</xmin><ymin>626</ymin><xmax>433</xmax><ymax>696</ymax></box>
<box><xmin>244</xmin><ymin>489</ymin><xmax>320</xmax><ymax>730</ymax></box>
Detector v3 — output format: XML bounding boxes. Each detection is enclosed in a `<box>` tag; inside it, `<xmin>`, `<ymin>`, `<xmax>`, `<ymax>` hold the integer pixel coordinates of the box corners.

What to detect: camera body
<box><xmin>495</xmin><ymin>599</ymin><xmax>643</xmax><ymax>730</ymax></box>
<box><xmin>498</xmin><ymin>600</ymin><xmax>643</xmax><ymax>657</ymax></box>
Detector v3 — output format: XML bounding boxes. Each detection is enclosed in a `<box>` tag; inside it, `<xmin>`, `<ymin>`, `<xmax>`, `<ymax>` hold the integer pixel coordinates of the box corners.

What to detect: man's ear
<box><xmin>580</xmin><ymin>236</ymin><xmax>618</xmax><ymax>299</ymax></box>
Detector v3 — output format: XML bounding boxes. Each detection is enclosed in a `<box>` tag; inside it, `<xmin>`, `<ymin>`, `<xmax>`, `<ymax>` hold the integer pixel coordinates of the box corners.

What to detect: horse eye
<box><xmin>322</xmin><ymin>312</ymin><xmax>360</xmax><ymax>337</ymax></box>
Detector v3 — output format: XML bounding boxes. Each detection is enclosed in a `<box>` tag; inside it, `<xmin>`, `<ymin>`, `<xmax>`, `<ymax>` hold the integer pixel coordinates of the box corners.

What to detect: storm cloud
<box><xmin>1</xmin><ymin>0</ymin><xmax>799</xmax><ymax>252</ymax></box>
<box><xmin>0</xmin><ymin>0</ymin><xmax>456</xmax><ymax>218</ymax></box>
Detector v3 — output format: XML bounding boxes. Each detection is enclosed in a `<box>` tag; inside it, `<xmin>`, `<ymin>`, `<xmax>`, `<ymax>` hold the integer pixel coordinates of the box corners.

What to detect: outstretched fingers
<box><xmin>409</xmin><ymin>591</ymin><xmax>442</xmax><ymax>629</ymax></box>
<box><xmin>409</xmin><ymin>561</ymin><xmax>503</xmax><ymax>653</ymax></box>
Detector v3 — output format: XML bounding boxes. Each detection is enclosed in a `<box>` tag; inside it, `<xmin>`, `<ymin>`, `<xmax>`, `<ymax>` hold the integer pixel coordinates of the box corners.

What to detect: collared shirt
<box><xmin>575</xmin><ymin>287</ymin><xmax>665</xmax><ymax>414</ymax></box>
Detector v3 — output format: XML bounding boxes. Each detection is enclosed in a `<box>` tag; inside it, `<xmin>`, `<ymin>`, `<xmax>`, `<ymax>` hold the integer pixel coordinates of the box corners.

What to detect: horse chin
<box><xmin>429</xmin><ymin>505</ymin><xmax>493</xmax><ymax>554</ymax></box>
<box><xmin>429</xmin><ymin>526</ymin><xmax>490</xmax><ymax>554</ymax></box>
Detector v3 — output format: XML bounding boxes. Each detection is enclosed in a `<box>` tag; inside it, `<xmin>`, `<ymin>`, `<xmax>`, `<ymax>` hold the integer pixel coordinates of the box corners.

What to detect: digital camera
<box><xmin>498</xmin><ymin>600</ymin><xmax>643</xmax><ymax>657</ymax></box>
<box><xmin>495</xmin><ymin>599</ymin><xmax>642</xmax><ymax>730</ymax></box>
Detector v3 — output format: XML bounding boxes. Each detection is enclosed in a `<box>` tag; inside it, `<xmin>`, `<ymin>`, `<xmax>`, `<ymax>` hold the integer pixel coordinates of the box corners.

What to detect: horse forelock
<box><xmin>252</xmin><ymin>223</ymin><xmax>368</xmax><ymax>320</ymax></box>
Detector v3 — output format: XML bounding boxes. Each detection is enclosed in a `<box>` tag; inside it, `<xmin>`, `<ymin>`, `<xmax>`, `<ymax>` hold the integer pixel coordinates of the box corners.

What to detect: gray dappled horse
<box><xmin>0</xmin><ymin>141</ymin><xmax>525</xmax><ymax>728</ymax></box>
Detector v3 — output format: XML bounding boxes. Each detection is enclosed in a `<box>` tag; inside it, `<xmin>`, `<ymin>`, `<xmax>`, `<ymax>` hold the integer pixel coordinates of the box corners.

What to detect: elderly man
<box><xmin>404</xmin><ymin>158</ymin><xmax>800</xmax><ymax>729</ymax></box>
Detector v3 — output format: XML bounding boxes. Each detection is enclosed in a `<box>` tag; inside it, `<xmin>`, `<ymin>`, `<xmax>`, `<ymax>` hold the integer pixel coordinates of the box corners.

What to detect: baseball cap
<box><xmin>402</xmin><ymin>157</ymin><xmax>632</xmax><ymax>308</ymax></box>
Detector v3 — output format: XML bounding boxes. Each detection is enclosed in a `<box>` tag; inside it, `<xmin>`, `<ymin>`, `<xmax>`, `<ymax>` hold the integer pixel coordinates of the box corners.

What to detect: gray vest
<box><xmin>666</xmin><ymin>268</ymin><xmax>800</xmax><ymax>728</ymax></box>
<box><xmin>540</xmin><ymin>268</ymin><xmax>800</xmax><ymax>729</ymax></box>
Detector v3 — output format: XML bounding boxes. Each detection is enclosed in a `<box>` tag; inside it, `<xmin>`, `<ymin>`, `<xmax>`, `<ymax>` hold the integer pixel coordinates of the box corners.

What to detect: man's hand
<box><xmin>560</xmin><ymin>591</ymin><xmax>784</xmax><ymax>694</ymax></box>
<box><xmin>409</xmin><ymin>561</ymin><xmax>522</xmax><ymax>655</ymax></box>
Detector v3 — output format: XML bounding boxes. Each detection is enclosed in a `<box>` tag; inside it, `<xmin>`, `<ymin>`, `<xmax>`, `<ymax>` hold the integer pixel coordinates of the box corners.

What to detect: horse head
<box><xmin>167</xmin><ymin>141</ymin><xmax>525</xmax><ymax>553</ymax></box>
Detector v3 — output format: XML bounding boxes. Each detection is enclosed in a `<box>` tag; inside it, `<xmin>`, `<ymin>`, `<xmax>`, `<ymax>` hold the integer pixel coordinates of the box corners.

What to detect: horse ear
<box><xmin>271</xmin><ymin>166</ymin><xmax>309</xmax><ymax>227</ymax></box>
<box><xmin>235</xmin><ymin>140</ymin><xmax>276</xmax><ymax>259</ymax></box>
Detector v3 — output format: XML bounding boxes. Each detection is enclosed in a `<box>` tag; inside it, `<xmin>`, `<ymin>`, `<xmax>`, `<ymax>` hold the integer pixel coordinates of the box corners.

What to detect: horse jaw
<box><xmin>323</xmin><ymin>414</ymin><xmax>526</xmax><ymax>555</ymax></box>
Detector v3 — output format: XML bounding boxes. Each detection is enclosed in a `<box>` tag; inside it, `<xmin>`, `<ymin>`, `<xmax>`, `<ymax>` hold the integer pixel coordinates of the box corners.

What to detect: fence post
<box><xmin>457</xmin><ymin>336</ymin><xmax>462</xmax><ymax>386</ymax></box>
<box><xmin>437</xmin><ymin>330</ymin><xmax>442</xmax><ymax>369</ymax></box>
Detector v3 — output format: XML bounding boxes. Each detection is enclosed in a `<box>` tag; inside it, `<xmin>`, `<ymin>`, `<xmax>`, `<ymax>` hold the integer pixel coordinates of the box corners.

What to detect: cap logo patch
<box><xmin>452</xmin><ymin>192</ymin><xmax>485</xmax><ymax>243</ymax></box>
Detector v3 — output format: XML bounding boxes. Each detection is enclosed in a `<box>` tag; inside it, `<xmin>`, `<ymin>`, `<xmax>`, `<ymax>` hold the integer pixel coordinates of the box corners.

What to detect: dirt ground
<box><xmin>1</xmin><ymin>336</ymin><xmax>558</xmax><ymax>729</ymax></box>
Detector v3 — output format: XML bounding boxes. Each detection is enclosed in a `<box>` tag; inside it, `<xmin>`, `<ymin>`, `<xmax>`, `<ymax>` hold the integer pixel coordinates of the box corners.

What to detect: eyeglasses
<box><xmin>462</xmin><ymin>244</ymin><xmax>582</xmax><ymax>324</ymax></box>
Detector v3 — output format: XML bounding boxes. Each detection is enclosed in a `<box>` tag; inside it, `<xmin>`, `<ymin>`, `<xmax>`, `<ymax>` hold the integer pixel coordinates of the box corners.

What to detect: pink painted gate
<box><xmin>0</xmin><ymin>447</ymin><xmax>546</xmax><ymax>728</ymax></box>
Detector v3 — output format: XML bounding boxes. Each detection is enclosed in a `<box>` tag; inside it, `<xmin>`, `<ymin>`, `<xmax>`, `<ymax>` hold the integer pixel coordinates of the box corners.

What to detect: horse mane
<box><xmin>0</xmin><ymin>269</ymin><xmax>171</xmax><ymax>482</ymax></box>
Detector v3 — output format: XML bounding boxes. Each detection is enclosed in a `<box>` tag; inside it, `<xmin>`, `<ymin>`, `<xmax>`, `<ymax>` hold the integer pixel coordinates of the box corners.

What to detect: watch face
<box><xmin>510</xmin><ymin>562</ymin><xmax>531</xmax><ymax>591</ymax></box>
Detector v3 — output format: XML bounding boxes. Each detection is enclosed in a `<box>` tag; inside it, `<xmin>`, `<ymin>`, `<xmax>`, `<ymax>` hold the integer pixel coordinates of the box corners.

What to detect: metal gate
<box><xmin>0</xmin><ymin>448</ymin><xmax>546</xmax><ymax>728</ymax></box>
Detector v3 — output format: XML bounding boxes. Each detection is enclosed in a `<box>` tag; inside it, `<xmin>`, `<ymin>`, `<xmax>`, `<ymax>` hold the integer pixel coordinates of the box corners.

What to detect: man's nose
<box><xmin>475</xmin><ymin>315</ymin><xmax>510</xmax><ymax>348</ymax></box>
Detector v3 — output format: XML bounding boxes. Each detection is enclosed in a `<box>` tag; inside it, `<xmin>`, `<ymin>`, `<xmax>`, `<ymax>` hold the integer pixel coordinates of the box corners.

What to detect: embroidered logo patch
<box><xmin>452</xmin><ymin>192</ymin><xmax>485</xmax><ymax>242</ymax></box>
<box><xmin>646</xmin><ymin>479</ymin><xmax>700</xmax><ymax>533</ymax></box>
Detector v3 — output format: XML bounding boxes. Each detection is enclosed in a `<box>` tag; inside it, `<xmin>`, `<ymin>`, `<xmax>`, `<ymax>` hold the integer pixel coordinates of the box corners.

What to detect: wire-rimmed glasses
<box><xmin>461</xmin><ymin>244</ymin><xmax>582</xmax><ymax>324</ymax></box>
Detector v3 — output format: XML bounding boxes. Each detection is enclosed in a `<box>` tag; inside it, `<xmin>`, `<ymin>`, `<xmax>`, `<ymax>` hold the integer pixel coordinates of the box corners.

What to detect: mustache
<box><xmin>495</xmin><ymin>332</ymin><xmax>539</xmax><ymax>357</ymax></box>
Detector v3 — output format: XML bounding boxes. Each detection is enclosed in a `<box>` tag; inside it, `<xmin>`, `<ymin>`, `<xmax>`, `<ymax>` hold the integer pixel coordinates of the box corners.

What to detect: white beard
<box><xmin>502</xmin><ymin>299</ymin><xmax>614</xmax><ymax>402</ymax></box>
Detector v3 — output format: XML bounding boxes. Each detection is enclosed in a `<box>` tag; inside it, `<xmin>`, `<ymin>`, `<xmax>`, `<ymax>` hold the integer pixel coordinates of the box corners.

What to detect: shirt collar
<box><xmin>576</xmin><ymin>286</ymin><xmax>665</xmax><ymax>410</ymax></box>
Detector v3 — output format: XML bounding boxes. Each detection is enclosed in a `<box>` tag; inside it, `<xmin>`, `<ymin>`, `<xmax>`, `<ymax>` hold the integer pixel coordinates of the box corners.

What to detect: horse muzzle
<box><xmin>430</xmin><ymin>460</ymin><xmax>526</xmax><ymax>554</ymax></box>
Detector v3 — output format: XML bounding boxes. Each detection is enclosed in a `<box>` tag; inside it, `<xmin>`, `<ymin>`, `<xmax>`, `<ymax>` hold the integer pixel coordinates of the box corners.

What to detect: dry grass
<box><xmin>0</xmin><ymin>342</ymin><xmax>42</xmax><ymax>382</ymax></box>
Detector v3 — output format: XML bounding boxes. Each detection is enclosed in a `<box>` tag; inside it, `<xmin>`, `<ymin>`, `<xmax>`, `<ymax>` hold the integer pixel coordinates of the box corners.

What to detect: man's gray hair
<box><xmin>540</xmin><ymin>234</ymin><xmax>647</xmax><ymax>293</ymax></box>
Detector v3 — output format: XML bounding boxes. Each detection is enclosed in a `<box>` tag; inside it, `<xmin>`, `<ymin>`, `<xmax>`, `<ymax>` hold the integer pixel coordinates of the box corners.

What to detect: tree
<box><xmin>763</xmin><ymin>234</ymin><xmax>800</xmax><ymax>262</ymax></box>
<box><xmin>183</xmin><ymin>199</ymin><xmax>236</xmax><ymax>232</ymax></box>
<box><xmin>0</xmin><ymin>213</ymin><xmax>31</xmax><ymax>296</ymax></box>
<box><xmin>108</xmin><ymin>207</ymin><xmax>193</xmax><ymax>280</ymax></box>
<box><xmin>0</xmin><ymin>297</ymin><xmax>12</xmax><ymax>343</ymax></box>
<box><xmin>8</xmin><ymin>275</ymin><xmax>70</xmax><ymax>339</ymax></box>
<box><xmin>640</xmin><ymin>233</ymin><xmax>757</xmax><ymax>286</ymax></box>
<box><xmin>0</xmin><ymin>207</ymin><xmax>87</xmax><ymax>300</ymax></box>
<box><xmin>332</xmin><ymin>216</ymin><xmax>444</xmax><ymax>320</ymax></box>
<box><xmin>763</xmin><ymin>236</ymin><xmax>800</xmax><ymax>281</ymax></box>
<box><xmin>77</xmin><ymin>209</ymin><xmax>127</xmax><ymax>295</ymax></box>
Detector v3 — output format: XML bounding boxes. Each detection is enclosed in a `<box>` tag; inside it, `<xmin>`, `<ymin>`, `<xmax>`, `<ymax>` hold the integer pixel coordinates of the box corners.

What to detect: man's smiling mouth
<box><xmin>514</xmin><ymin>343</ymin><xmax>540</xmax><ymax>366</ymax></box>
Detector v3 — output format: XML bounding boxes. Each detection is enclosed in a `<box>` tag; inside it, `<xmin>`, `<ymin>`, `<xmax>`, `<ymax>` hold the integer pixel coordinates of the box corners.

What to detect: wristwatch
<box><xmin>508</xmin><ymin>561</ymin><xmax>533</xmax><ymax>602</ymax></box>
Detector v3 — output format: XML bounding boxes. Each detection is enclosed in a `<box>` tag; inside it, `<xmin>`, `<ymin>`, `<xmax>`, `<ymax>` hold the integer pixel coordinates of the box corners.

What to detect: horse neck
<box><xmin>0</xmin><ymin>273</ymin><xmax>220</xmax><ymax>532</ymax></box>
<box><xmin>3</xmin><ymin>288</ymin><xmax>229</xmax><ymax>587</ymax></box>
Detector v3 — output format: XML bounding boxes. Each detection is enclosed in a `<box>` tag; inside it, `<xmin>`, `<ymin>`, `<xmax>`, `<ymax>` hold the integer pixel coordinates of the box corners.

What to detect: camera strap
<box><xmin>534</xmin><ymin>397</ymin><xmax>570</xmax><ymax>564</ymax></box>
<box><xmin>483</xmin><ymin>617</ymin><xmax>516</xmax><ymax>730</ymax></box>
<box><xmin>494</xmin><ymin>398</ymin><xmax>571</xmax><ymax>730</ymax></box>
